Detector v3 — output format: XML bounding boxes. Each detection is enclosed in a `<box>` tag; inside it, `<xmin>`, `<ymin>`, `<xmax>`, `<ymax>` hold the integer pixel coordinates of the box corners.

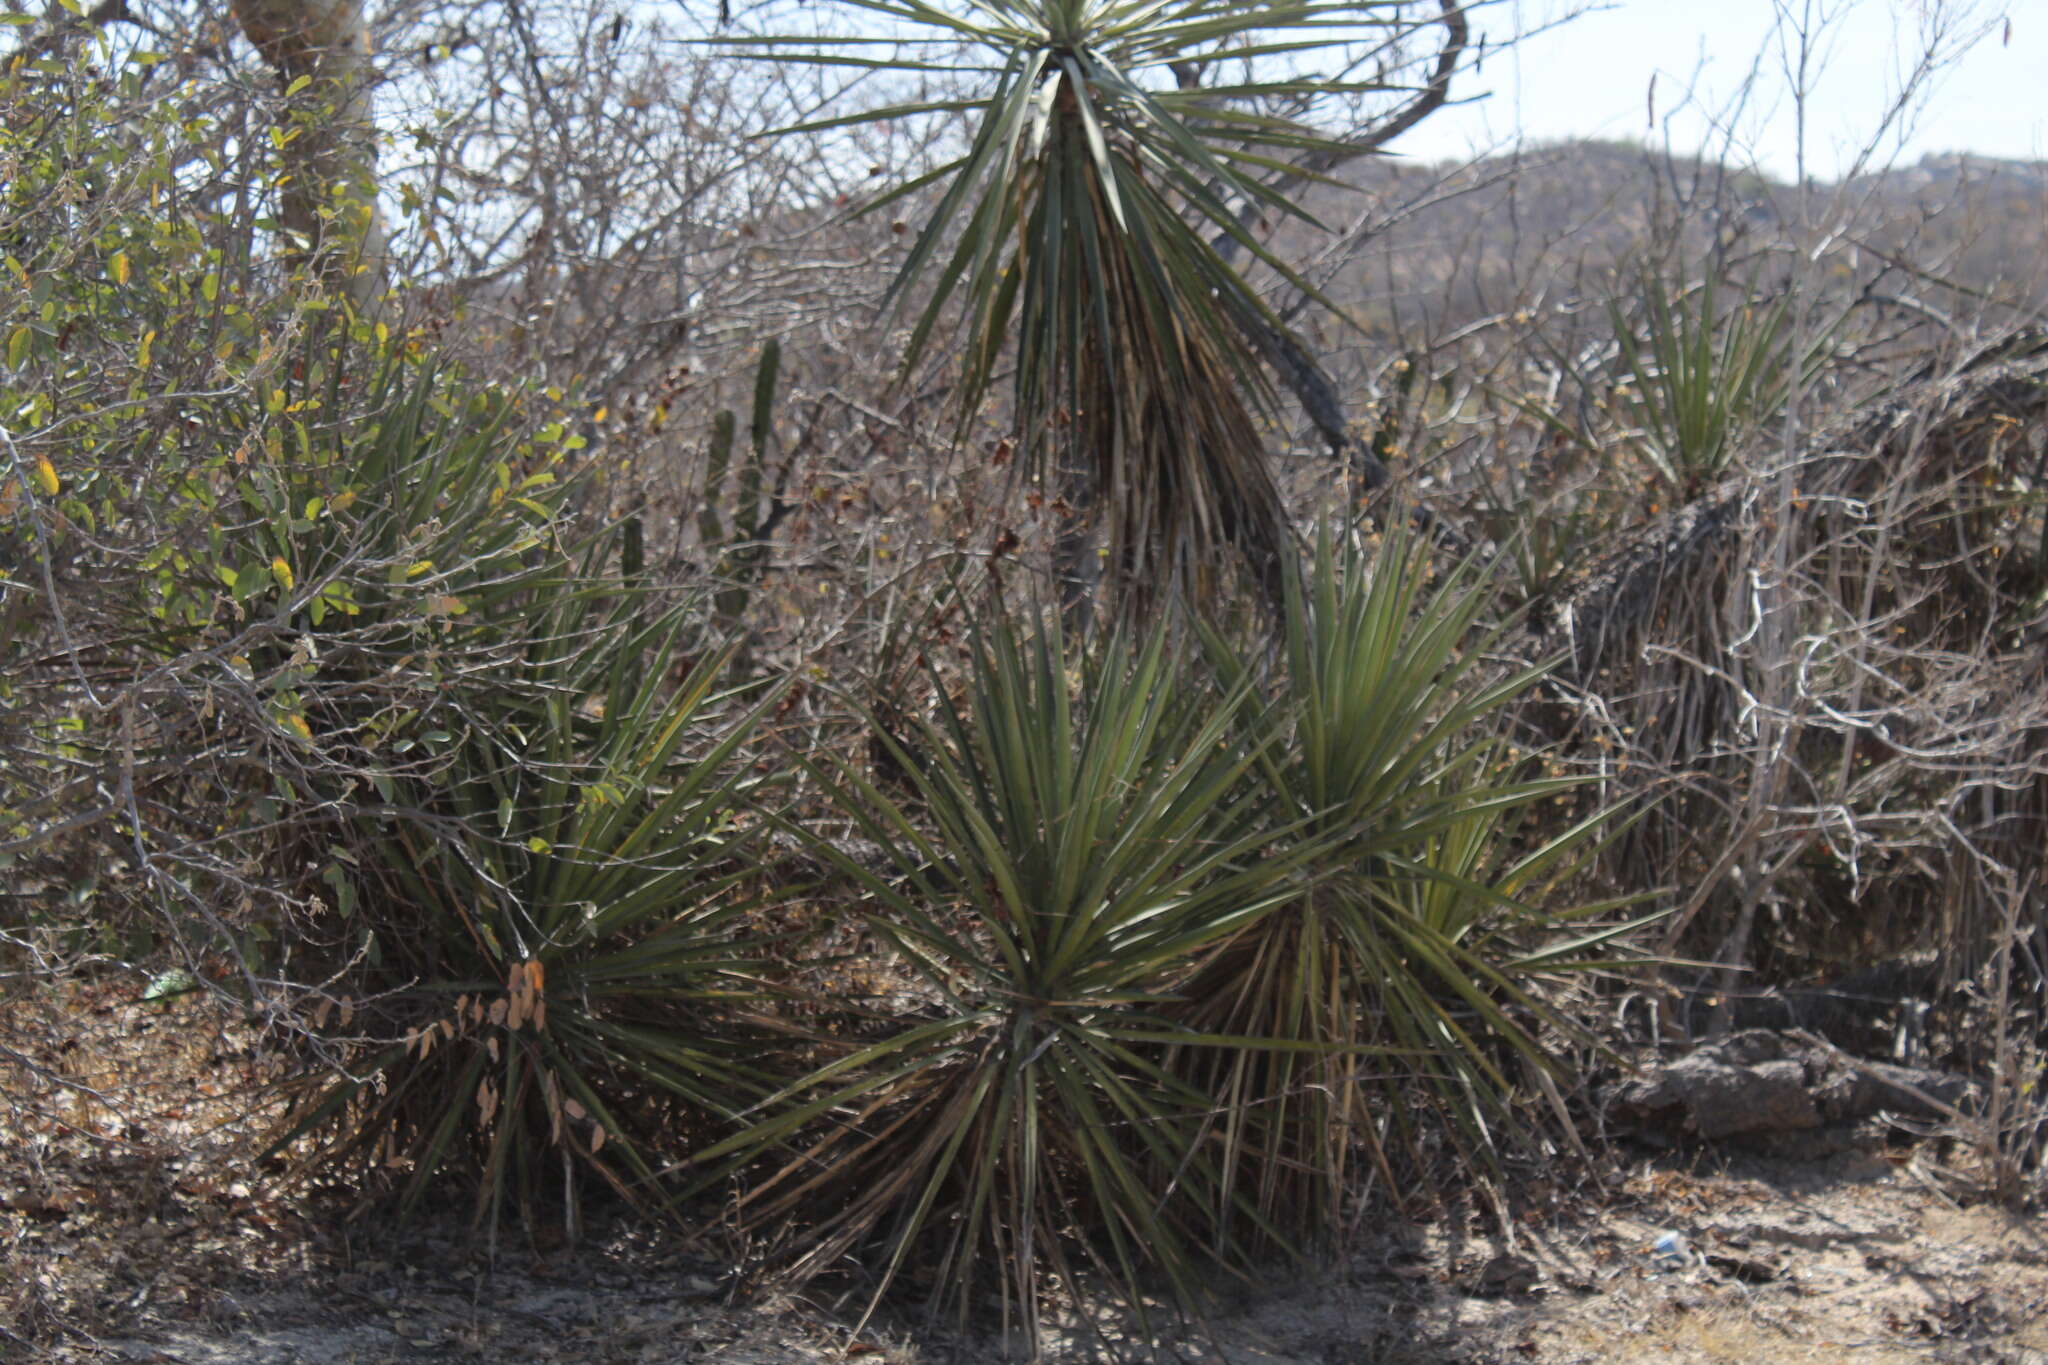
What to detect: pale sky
<box><xmin>1393</xmin><ymin>0</ymin><xmax>2046</xmax><ymax>181</ymax></box>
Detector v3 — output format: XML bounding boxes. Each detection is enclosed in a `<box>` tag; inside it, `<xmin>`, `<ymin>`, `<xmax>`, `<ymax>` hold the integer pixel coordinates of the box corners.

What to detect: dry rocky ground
<box><xmin>5</xmin><ymin>979</ymin><xmax>2045</xmax><ymax>1365</ymax></box>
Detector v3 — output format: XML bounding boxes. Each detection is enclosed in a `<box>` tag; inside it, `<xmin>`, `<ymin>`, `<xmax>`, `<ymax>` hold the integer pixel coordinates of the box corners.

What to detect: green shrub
<box><xmin>206</xmin><ymin>353</ymin><xmax>801</xmax><ymax>1227</ymax></box>
<box><xmin>0</xmin><ymin>53</ymin><xmax>318</xmax><ymax>960</ymax></box>
<box><xmin>3</xmin><ymin>52</ymin><xmax>800</xmax><ymax>1232</ymax></box>
<box><xmin>93</xmin><ymin>349</ymin><xmax>601</xmax><ymax>978</ymax></box>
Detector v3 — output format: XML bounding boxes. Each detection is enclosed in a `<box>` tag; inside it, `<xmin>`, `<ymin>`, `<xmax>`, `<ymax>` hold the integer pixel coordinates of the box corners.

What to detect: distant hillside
<box><xmin>1277</xmin><ymin>139</ymin><xmax>2048</xmax><ymax>342</ymax></box>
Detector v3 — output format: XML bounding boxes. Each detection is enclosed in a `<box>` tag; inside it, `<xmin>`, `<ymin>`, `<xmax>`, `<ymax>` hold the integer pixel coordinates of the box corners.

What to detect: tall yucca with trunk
<box><xmin>727</xmin><ymin>0</ymin><xmax>1394</xmax><ymax>605</ymax></box>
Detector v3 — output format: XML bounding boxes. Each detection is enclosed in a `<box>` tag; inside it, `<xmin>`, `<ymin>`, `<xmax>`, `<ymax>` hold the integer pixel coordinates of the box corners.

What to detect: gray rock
<box><xmin>1812</xmin><ymin>1054</ymin><xmax>1970</xmax><ymax>1122</ymax></box>
<box><xmin>1606</xmin><ymin>1029</ymin><xmax>1973</xmax><ymax>1144</ymax></box>
<box><xmin>1610</xmin><ymin>1032</ymin><xmax>1822</xmax><ymax>1139</ymax></box>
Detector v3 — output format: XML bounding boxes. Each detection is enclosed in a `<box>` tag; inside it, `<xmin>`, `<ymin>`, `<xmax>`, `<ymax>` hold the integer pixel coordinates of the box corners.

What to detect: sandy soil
<box><xmin>6</xmin><ymin>982</ymin><xmax>2045</xmax><ymax>1365</ymax></box>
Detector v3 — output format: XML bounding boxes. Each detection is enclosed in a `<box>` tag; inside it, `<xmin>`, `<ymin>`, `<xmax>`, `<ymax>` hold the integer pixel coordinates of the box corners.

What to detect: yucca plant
<box><xmin>1177</xmin><ymin>525</ymin><xmax>1640</xmax><ymax>1252</ymax></box>
<box><xmin>1608</xmin><ymin>266</ymin><xmax>1832</xmax><ymax>496</ymax></box>
<box><xmin>270</xmin><ymin>602</ymin><xmax>796</xmax><ymax>1231</ymax></box>
<box><xmin>723</xmin><ymin>0</ymin><xmax>1401</xmax><ymax>605</ymax></box>
<box><xmin>693</xmin><ymin>612</ymin><xmax>1326</xmax><ymax>1352</ymax></box>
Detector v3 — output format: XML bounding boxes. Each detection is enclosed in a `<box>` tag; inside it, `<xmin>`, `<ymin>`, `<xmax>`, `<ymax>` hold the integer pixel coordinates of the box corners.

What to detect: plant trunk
<box><xmin>229</xmin><ymin>0</ymin><xmax>388</xmax><ymax>309</ymax></box>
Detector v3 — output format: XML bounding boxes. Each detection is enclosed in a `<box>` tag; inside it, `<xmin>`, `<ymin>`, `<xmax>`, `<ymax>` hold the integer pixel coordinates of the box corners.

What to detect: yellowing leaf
<box><xmin>32</xmin><ymin>457</ymin><xmax>59</xmax><ymax>497</ymax></box>
<box><xmin>271</xmin><ymin>556</ymin><xmax>294</xmax><ymax>591</ymax></box>
<box><xmin>109</xmin><ymin>250</ymin><xmax>129</xmax><ymax>285</ymax></box>
<box><xmin>285</xmin><ymin>713</ymin><xmax>313</xmax><ymax>742</ymax></box>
